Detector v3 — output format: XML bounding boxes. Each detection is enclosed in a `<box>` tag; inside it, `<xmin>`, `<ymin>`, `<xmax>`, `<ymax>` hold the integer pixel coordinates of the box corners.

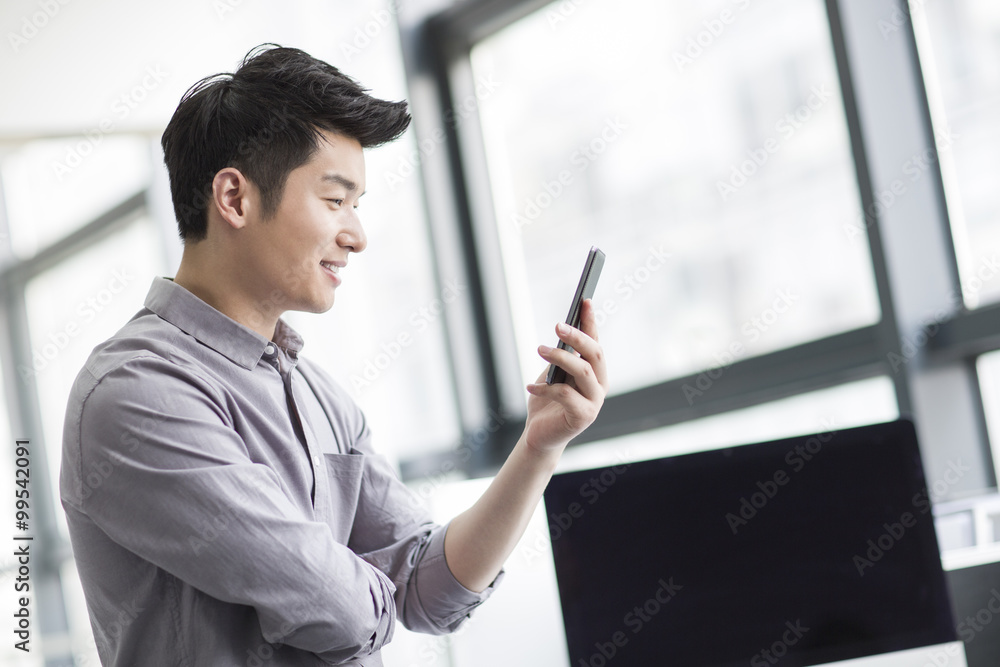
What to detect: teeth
<box><xmin>320</xmin><ymin>261</ymin><xmax>339</xmax><ymax>273</ymax></box>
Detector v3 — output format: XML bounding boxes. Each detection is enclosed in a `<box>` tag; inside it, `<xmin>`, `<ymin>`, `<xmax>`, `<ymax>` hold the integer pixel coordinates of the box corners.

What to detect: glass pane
<box><xmin>1</xmin><ymin>135</ymin><xmax>151</xmax><ymax>259</ymax></box>
<box><xmin>558</xmin><ymin>376</ymin><xmax>899</xmax><ymax>473</ymax></box>
<box><xmin>976</xmin><ymin>351</ymin><xmax>1000</xmax><ymax>485</ymax></box>
<box><xmin>471</xmin><ymin>0</ymin><xmax>880</xmax><ymax>394</ymax></box>
<box><xmin>285</xmin><ymin>0</ymin><xmax>460</xmax><ymax>461</ymax></box>
<box><xmin>911</xmin><ymin>0</ymin><xmax>1000</xmax><ymax>308</ymax></box>
<box><xmin>24</xmin><ymin>215</ymin><xmax>165</xmax><ymax>541</ymax></box>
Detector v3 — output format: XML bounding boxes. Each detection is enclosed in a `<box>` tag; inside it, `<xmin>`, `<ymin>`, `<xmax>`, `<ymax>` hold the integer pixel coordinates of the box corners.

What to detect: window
<box><xmin>24</xmin><ymin>213</ymin><xmax>164</xmax><ymax>538</ymax></box>
<box><xmin>976</xmin><ymin>350</ymin><xmax>1000</xmax><ymax>485</ymax></box>
<box><xmin>558</xmin><ymin>376</ymin><xmax>898</xmax><ymax>472</ymax></box>
<box><xmin>1</xmin><ymin>136</ymin><xmax>151</xmax><ymax>259</ymax></box>
<box><xmin>401</xmin><ymin>0</ymin><xmax>997</xmax><ymax>492</ymax></box>
<box><xmin>910</xmin><ymin>0</ymin><xmax>1000</xmax><ymax>308</ymax></box>
<box><xmin>470</xmin><ymin>0</ymin><xmax>880</xmax><ymax>394</ymax></box>
<box><xmin>3</xmin><ymin>0</ymin><xmax>999</xmax><ymax>664</ymax></box>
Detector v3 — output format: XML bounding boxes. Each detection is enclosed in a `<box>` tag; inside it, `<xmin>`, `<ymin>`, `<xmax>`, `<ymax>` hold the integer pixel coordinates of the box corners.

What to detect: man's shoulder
<box><xmin>69</xmin><ymin>307</ymin><xmax>219</xmax><ymax>409</ymax></box>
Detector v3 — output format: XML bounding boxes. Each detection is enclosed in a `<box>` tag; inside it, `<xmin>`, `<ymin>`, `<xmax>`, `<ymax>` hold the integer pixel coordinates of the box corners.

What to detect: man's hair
<box><xmin>160</xmin><ymin>43</ymin><xmax>410</xmax><ymax>242</ymax></box>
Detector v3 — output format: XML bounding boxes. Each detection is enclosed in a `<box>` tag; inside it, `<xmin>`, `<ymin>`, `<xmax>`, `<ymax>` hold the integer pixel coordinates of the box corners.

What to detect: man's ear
<box><xmin>211</xmin><ymin>167</ymin><xmax>255</xmax><ymax>230</ymax></box>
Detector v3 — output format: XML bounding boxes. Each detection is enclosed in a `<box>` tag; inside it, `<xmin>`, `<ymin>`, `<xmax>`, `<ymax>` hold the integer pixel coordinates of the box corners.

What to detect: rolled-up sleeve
<box><xmin>396</xmin><ymin>521</ymin><xmax>503</xmax><ymax>633</ymax></box>
<box><xmin>343</xmin><ymin>427</ymin><xmax>504</xmax><ymax>636</ymax></box>
<box><xmin>63</xmin><ymin>355</ymin><xmax>398</xmax><ymax>663</ymax></box>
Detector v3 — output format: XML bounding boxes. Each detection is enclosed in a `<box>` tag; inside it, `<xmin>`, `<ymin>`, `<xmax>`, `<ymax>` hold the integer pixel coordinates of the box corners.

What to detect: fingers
<box><xmin>555</xmin><ymin>300</ymin><xmax>608</xmax><ymax>390</ymax></box>
<box><xmin>578</xmin><ymin>297</ymin><xmax>599</xmax><ymax>343</ymax></box>
<box><xmin>537</xmin><ymin>343</ymin><xmax>598</xmax><ymax>397</ymax></box>
<box><xmin>529</xmin><ymin>300</ymin><xmax>608</xmax><ymax>399</ymax></box>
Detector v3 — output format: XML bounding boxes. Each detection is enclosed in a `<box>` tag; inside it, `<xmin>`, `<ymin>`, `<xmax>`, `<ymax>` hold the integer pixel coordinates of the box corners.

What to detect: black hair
<box><xmin>160</xmin><ymin>43</ymin><xmax>411</xmax><ymax>242</ymax></box>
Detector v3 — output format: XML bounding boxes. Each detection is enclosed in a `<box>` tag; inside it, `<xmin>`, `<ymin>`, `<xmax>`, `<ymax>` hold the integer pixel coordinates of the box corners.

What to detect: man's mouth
<box><xmin>320</xmin><ymin>260</ymin><xmax>343</xmax><ymax>285</ymax></box>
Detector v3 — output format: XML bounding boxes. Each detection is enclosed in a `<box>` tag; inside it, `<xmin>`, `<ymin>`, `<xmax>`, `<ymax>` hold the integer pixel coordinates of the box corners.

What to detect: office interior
<box><xmin>0</xmin><ymin>0</ymin><xmax>998</xmax><ymax>665</ymax></box>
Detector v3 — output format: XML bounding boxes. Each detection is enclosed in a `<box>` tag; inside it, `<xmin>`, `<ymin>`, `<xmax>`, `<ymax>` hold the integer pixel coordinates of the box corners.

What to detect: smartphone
<box><xmin>546</xmin><ymin>246</ymin><xmax>606</xmax><ymax>384</ymax></box>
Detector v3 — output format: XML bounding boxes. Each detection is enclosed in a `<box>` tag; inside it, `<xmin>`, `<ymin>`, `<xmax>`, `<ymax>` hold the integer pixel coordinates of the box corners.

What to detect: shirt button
<box><xmin>313</xmin><ymin>455</ymin><xmax>322</xmax><ymax>466</ymax></box>
<box><xmin>264</xmin><ymin>344</ymin><xmax>275</xmax><ymax>356</ymax></box>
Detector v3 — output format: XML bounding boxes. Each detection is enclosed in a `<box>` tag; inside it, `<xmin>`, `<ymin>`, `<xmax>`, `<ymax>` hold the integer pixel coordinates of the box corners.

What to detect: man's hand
<box><xmin>443</xmin><ymin>298</ymin><xmax>608</xmax><ymax>592</ymax></box>
<box><xmin>524</xmin><ymin>298</ymin><xmax>608</xmax><ymax>454</ymax></box>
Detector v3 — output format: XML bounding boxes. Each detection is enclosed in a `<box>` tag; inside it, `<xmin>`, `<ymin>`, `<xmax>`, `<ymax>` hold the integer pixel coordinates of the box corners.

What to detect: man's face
<box><xmin>241</xmin><ymin>130</ymin><xmax>367</xmax><ymax>318</ymax></box>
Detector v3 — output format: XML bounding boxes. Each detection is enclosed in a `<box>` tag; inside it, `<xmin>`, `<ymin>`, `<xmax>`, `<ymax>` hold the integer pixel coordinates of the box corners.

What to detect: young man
<box><xmin>60</xmin><ymin>44</ymin><xmax>607</xmax><ymax>666</ymax></box>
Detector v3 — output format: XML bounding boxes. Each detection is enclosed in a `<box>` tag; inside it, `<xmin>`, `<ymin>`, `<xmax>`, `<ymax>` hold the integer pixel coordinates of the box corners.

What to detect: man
<box><xmin>60</xmin><ymin>44</ymin><xmax>607</xmax><ymax>666</ymax></box>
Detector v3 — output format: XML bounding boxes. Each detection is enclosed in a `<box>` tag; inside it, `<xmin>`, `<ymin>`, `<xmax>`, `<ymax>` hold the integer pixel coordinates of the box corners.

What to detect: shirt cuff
<box><xmin>411</xmin><ymin>520</ymin><xmax>504</xmax><ymax>632</ymax></box>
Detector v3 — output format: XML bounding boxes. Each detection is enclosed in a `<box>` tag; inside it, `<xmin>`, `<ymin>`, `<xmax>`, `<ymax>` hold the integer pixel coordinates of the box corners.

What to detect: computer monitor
<box><xmin>544</xmin><ymin>420</ymin><xmax>966</xmax><ymax>666</ymax></box>
<box><xmin>944</xmin><ymin>555</ymin><xmax>1000</xmax><ymax>667</ymax></box>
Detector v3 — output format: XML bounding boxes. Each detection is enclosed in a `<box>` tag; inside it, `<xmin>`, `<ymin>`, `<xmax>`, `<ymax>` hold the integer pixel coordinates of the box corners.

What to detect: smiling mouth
<box><xmin>320</xmin><ymin>260</ymin><xmax>342</xmax><ymax>285</ymax></box>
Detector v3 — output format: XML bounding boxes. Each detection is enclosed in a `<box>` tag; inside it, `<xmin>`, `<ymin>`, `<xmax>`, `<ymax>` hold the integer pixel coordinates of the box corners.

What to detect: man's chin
<box><xmin>282</xmin><ymin>293</ymin><xmax>336</xmax><ymax>317</ymax></box>
<box><xmin>313</xmin><ymin>292</ymin><xmax>337</xmax><ymax>314</ymax></box>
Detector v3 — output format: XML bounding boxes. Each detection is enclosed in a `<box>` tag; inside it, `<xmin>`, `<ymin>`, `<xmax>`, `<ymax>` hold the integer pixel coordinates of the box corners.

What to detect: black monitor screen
<box><xmin>544</xmin><ymin>420</ymin><xmax>956</xmax><ymax>667</ymax></box>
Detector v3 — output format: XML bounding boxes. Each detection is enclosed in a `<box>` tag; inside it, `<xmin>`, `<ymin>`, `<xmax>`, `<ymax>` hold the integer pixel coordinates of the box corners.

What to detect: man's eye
<box><xmin>326</xmin><ymin>199</ymin><xmax>344</xmax><ymax>206</ymax></box>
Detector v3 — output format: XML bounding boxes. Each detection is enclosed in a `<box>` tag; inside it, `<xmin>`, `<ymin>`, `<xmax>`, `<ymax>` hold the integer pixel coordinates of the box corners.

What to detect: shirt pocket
<box><xmin>321</xmin><ymin>452</ymin><xmax>365</xmax><ymax>544</ymax></box>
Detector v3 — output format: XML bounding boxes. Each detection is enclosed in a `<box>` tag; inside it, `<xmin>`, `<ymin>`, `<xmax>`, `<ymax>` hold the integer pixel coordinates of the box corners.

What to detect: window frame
<box><xmin>0</xmin><ymin>136</ymin><xmax>178</xmax><ymax>665</ymax></box>
<box><xmin>3</xmin><ymin>2</ymin><xmax>1000</xmax><ymax>662</ymax></box>
<box><xmin>394</xmin><ymin>0</ymin><xmax>999</xmax><ymax>493</ymax></box>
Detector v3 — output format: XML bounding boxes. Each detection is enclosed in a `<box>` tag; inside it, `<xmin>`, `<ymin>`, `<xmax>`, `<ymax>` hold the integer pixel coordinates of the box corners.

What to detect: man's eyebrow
<box><xmin>320</xmin><ymin>173</ymin><xmax>364</xmax><ymax>196</ymax></box>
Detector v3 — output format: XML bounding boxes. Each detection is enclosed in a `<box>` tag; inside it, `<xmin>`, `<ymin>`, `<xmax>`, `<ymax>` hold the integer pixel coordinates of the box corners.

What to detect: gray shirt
<box><xmin>60</xmin><ymin>277</ymin><xmax>500</xmax><ymax>666</ymax></box>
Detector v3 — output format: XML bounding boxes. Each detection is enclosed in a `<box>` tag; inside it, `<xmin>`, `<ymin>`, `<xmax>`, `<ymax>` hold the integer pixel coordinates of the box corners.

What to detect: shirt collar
<box><xmin>143</xmin><ymin>277</ymin><xmax>305</xmax><ymax>370</ymax></box>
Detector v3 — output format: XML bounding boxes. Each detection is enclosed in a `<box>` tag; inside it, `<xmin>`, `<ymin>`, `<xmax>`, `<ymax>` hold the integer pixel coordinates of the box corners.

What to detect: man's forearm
<box><xmin>444</xmin><ymin>300</ymin><xmax>608</xmax><ymax>593</ymax></box>
<box><xmin>443</xmin><ymin>434</ymin><xmax>565</xmax><ymax>593</ymax></box>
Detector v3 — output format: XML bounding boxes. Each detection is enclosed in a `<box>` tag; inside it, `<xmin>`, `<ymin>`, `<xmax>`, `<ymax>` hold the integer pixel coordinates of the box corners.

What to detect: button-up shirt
<box><xmin>60</xmin><ymin>277</ymin><xmax>500</xmax><ymax>666</ymax></box>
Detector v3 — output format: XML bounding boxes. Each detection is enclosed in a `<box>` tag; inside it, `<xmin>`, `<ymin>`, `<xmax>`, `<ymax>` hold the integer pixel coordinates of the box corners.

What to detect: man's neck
<box><xmin>173</xmin><ymin>251</ymin><xmax>279</xmax><ymax>341</ymax></box>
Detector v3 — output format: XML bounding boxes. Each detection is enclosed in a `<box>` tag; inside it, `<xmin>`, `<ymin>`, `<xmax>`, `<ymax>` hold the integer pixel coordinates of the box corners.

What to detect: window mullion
<box><xmin>836</xmin><ymin>0</ymin><xmax>994</xmax><ymax>496</ymax></box>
